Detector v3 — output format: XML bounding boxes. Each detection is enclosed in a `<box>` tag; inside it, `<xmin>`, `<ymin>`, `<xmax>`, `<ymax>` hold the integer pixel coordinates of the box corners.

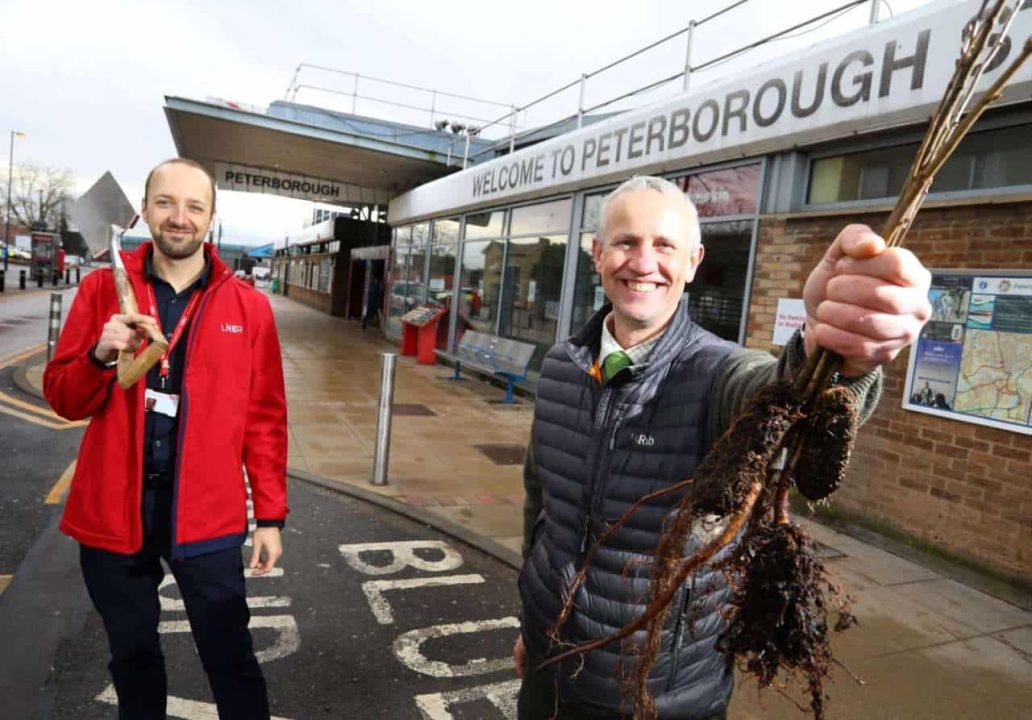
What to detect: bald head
<box><xmin>144</xmin><ymin>158</ymin><xmax>216</xmax><ymax>213</ymax></box>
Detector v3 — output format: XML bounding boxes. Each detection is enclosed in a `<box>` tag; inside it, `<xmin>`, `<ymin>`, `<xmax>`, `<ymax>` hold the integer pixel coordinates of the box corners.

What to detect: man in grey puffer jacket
<box><xmin>513</xmin><ymin>176</ymin><xmax>932</xmax><ymax>719</ymax></box>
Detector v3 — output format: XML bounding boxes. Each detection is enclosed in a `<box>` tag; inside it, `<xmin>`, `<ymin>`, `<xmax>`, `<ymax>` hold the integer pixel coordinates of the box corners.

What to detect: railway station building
<box><xmin>165</xmin><ymin>0</ymin><xmax>1031</xmax><ymax>584</ymax></box>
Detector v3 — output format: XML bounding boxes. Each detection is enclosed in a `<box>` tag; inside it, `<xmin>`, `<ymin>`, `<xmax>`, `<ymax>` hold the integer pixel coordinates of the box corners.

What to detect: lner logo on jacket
<box><xmin>43</xmin><ymin>242</ymin><xmax>288</xmax><ymax>559</ymax></box>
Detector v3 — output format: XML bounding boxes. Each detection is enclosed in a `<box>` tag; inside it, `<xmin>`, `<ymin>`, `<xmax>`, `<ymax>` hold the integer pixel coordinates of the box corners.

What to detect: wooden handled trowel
<box><xmin>111</xmin><ymin>217</ymin><xmax>168</xmax><ymax>389</ymax></box>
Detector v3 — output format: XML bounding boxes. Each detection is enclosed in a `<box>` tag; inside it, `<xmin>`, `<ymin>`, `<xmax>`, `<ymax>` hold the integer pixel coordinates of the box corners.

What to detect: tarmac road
<box><xmin>35</xmin><ymin>479</ymin><xmax>523</xmax><ymax>720</ymax></box>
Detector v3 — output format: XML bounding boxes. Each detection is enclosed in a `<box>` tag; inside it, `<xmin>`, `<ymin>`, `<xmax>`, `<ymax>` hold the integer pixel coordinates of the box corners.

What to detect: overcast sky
<box><xmin>1</xmin><ymin>0</ymin><xmax>935</xmax><ymax>246</ymax></box>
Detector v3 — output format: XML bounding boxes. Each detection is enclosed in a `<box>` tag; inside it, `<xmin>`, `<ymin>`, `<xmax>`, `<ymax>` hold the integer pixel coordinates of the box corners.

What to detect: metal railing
<box><xmin>284</xmin><ymin>64</ymin><xmax>517</xmax><ymax>130</ymax></box>
<box><xmin>284</xmin><ymin>0</ymin><xmax>888</xmax><ymax>165</ymax></box>
<box><xmin>465</xmin><ymin>0</ymin><xmax>881</xmax><ymax>163</ymax></box>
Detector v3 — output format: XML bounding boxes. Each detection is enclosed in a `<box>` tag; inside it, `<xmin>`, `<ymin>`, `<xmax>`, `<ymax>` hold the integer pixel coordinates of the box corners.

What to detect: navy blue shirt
<box><xmin>143</xmin><ymin>252</ymin><xmax>210</xmax><ymax>475</ymax></box>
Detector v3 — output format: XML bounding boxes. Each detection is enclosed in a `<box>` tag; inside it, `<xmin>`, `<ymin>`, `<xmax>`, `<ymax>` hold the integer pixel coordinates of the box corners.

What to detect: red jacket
<box><xmin>44</xmin><ymin>242</ymin><xmax>288</xmax><ymax>558</ymax></box>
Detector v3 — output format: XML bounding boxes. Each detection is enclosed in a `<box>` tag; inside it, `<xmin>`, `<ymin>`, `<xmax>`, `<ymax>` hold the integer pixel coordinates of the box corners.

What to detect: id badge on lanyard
<box><xmin>143</xmin><ymin>283</ymin><xmax>202</xmax><ymax>414</ymax></box>
<box><xmin>144</xmin><ymin>388</ymin><xmax>180</xmax><ymax>417</ymax></box>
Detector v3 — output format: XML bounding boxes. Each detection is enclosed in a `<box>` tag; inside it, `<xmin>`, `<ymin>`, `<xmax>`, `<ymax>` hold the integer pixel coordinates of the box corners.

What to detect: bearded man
<box><xmin>45</xmin><ymin>158</ymin><xmax>288</xmax><ymax>720</ymax></box>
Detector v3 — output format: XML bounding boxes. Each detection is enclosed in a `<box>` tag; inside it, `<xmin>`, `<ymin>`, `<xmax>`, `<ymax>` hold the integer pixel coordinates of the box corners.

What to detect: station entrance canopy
<box><xmin>163</xmin><ymin>97</ymin><xmax>494</xmax><ymax>207</ymax></box>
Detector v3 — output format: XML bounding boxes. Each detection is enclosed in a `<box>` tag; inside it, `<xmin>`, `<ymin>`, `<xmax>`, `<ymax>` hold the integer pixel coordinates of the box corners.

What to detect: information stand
<box><xmin>401</xmin><ymin>305</ymin><xmax>447</xmax><ymax>364</ymax></box>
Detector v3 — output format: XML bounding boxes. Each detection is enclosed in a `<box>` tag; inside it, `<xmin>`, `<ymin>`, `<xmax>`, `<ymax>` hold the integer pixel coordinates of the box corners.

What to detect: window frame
<box><xmin>802</xmin><ymin>114</ymin><xmax>1032</xmax><ymax>210</ymax></box>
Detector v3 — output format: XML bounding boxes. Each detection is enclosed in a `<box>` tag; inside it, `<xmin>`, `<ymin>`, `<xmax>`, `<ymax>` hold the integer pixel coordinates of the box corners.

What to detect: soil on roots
<box><xmin>719</xmin><ymin>521</ymin><xmax>856</xmax><ymax>720</ymax></box>
<box><xmin>791</xmin><ymin>386</ymin><xmax>861</xmax><ymax>502</ymax></box>
<box><xmin>690</xmin><ymin>381</ymin><xmax>804</xmax><ymax>516</ymax></box>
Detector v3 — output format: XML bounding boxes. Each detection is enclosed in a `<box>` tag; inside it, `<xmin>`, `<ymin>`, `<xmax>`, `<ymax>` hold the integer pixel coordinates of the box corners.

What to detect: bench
<box><xmin>434</xmin><ymin>330</ymin><xmax>536</xmax><ymax>404</ymax></box>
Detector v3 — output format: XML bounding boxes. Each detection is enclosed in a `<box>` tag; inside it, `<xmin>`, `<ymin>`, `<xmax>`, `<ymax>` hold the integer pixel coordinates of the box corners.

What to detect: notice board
<box><xmin>902</xmin><ymin>270</ymin><xmax>1032</xmax><ymax>435</ymax></box>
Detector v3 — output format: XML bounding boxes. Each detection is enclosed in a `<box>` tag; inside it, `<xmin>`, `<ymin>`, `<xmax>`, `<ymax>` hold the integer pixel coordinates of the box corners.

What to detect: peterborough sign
<box><xmin>214</xmin><ymin>162</ymin><xmax>346</xmax><ymax>203</ymax></box>
<box><xmin>389</xmin><ymin>0</ymin><xmax>1032</xmax><ymax>224</ymax></box>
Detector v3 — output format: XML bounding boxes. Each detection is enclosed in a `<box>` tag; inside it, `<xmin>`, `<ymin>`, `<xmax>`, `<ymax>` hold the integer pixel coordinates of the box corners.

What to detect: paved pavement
<box><xmin>14</xmin><ymin>289</ymin><xmax>1032</xmax><ymax>718</ymax></box>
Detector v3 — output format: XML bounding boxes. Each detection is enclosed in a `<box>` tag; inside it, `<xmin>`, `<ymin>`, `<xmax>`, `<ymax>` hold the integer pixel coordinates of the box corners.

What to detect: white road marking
<box><xmin>245</xmin><ymin>567</ymin><xmax>285</xmax><ymax>579</ymax></box>
<box><xmin>158</xmin><ymin>615</ymin><xmax>300</xmax><ymax>664</ymax></box>
<box><xmin>339</xmin><ymin>540</ymin><xmax>464</xmax><ymax>575</ymax></box>
<box><xmin>157</xmin><ymin>568</ymin><xmax>288</xmax><ymax>610</ymax></box>
<box><xmin>414</xmin><ymin>679</ymin><xmax>520</xmax><ymax>720</ymax></box>
<box><xmin>393</xmin><ymin>617</ymin><xmax>520</xmax><ymax>677</ymax></box>
<box><xmin>362</xmin><ymin>574</ymin><xmax>485</xmax><ymax>624</ymax></box>
<box><xmin>95</xmin><ymin>685</ymin><xmax>294</xmax><ymax>720</ymax></box>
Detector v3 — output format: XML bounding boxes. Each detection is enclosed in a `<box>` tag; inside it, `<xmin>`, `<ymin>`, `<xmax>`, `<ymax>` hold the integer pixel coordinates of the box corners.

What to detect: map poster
<box><xmin>909</xmin><ymin>335</ymin><xmax>963</xmax><ymax>410</ymax></box>
<box><xmin>903</xmin><ymin>270</ymin><xmax>1032</xmax><ymax>435</ymax></box>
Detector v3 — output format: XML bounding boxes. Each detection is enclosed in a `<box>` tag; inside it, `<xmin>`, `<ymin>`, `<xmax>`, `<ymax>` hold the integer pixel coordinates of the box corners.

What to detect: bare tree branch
<box><xmin>2</xmin><ymin>164</ymin><xmax>75</xmax><ymax>230</ymax></box>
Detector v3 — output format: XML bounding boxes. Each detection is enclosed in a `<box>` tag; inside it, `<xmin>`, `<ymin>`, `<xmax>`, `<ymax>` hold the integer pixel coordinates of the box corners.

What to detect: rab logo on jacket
<box><xmin>633</xmin><ymin>434</ymin><xmax>655</xmax><ymax>447</ymax></box>
<box><xmin>221</xmin><ymin>323</ymin><xmax>244</xmax><ymax>334</ymax></box>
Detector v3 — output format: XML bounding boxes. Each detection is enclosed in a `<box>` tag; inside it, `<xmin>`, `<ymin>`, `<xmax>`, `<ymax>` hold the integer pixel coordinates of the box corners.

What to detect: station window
<box><xmin>433</xmin><ymin>216</ymin><xmax>460</xmax><ymax>244</ymax></box>
<box><xmin>495</xmin><ymin>199</ymin><xmax>571</xmax><ymax>370</ymax></box>
<box><xmin>808</xmin><ymin>123</ymin><xmax>1032</xmax><ymax>204</ymax></box>
<box><xmin>571</xmin><ymin>192</ymin><xmax>608</xmax><ymax>330</ymax></box>
<box><xmin>458</xmin><ymin>239</ymin><xmax>503</xmax><ymax>337</ymax></box>
<box><xmin>464</xmin><ymin>209</ymin><xmax>506</xmax><ymax>239</ymax></box>
<box><xmin>497</xmin><ymin>233</ymin><xmax>568</xmax><ymax>370</ymax></box>
<box><xmin>581</xmin><ymin>193</ymin><xmax>605</xmax><ymax>234</ymax></box>
<box><xmin>428</xmin><ymin>217</ymin><xmax>460</xmax><ymax>310</ymax></box>
<box><xmin>406</xmin><ymin>222</ymin><xmax>430</xmax><ymax>306</ymax></box>
<box><xmin>457</xmin><ymin>209</ymin><xmax>506</xmax><ymax>338</ymax></box>
<box><xmin>386</xmin><ymin>226</ymin><xmax>413</xmax><ymax>338</ymax></box>
<box><xmin>692</xmin><ymin>220</ymin><xmax>752</xmax><ymax>341</ymax></box>
<box><xmin>509</xmin><ymin>198</ymin><xmax>572</xmax><ymax>236</ymax></box>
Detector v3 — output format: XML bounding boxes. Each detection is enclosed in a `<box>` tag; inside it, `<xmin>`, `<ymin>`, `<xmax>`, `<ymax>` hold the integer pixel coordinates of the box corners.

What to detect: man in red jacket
<box><xmin>44</xmin><ymin>158</ymin><xmax>288</xmax><ymax>720</ymax></box>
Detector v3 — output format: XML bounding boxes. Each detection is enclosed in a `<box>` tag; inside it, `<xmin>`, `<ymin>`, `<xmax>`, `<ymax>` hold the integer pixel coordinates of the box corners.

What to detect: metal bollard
<box><xmin>19</xmin><ymin>269</ymin><xmax>26</xmax><ymax>289</ymax></box>
<box><xmin>75</xmin><ymin>267</ymin><xmax>80</xmax><ymax>283</ymax></box>
<box><xmin>0</xmin><ymin>270</ymin><xmax>4</xmax><ymax>293</ymax></box>
<box><xmin>46</xmin><ymin>293</ymin><xmax>62</xmax><ymax>361</ymax></box>
<box><xmin>371</xmin><ymin>352</ymin><xmax>397</xmax><ymax>486</ymax></box>
<box><xmin>51</xmin><ymin>272</ymin><xmax>58</xmax><ymax>287</ymax></box>
<box><xmin>65</xmin><ymin>269</ymin><xmax>70</xmax><ymax>284</ymax></box>
<box><xmin>36</xmin><ymin>270</ymin><xmax>43</xmax><ymax>288</ymax></box>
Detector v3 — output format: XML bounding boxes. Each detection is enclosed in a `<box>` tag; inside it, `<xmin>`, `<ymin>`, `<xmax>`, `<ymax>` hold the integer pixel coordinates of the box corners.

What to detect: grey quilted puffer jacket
<box><xmin>519</xmin><ymin>297</ymin><xmax>739</xmax><ymax>719</ymax></box>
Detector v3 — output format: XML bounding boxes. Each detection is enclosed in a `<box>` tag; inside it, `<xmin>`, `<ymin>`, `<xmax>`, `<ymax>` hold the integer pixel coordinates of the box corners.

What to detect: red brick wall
<box><xmin>750</xmin><ymin>200</ymin><xmax>1032</xmax><ymax>582</ymax></box>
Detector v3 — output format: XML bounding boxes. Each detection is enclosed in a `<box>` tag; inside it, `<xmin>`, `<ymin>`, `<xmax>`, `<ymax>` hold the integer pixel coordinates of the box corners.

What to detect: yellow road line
<box><xmin>0</xmin><ymin>389</ymin><xmax>63</xmax><ymax>420</ymax></box>
<box><xmin>0</xmin><ymin>343</ymin><xmax>46</xmax><ymax>369</ymax></box>
<box><xmin>0</xmin><ymin>347</ymin><xmax>87</xmax><ymax>428</ymax></box>
<box><xmin>46</xmin><ymin>460</ymin><xmax>77</xmax><ymax>505</ymax></box>
<box><xmin>0</xmin><ymin>404</ymin><xmax>86</xmax><ymax>430</ymax></box>
<box><xmin>0</xmin><ymin>575</ymin><xmax>11</xmax><ymax>595</ymax></box>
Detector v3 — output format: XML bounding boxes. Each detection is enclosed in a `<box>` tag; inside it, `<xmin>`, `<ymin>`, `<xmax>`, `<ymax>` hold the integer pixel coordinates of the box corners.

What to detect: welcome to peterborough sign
<box><xmin>389</xmin><ymin>0</ymin><xmax>1032</xmax><ymax>224</ymax></box>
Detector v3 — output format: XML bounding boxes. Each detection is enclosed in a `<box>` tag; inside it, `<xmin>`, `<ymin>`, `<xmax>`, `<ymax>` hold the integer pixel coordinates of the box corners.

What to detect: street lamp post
<box><xmin>3</xmin><ymin>131</ymin><xmax>25</xmax><ymax>272</ymax></box>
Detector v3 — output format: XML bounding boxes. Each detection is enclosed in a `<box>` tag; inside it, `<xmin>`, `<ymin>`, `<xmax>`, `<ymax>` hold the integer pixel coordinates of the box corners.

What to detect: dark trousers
<box><xmin>361</xmin><ymin>304</ymin><xmax>380</xmax><ymax>329</ymax></box>
<box><xmin>518</xmin><ymin>652</ymin><xmax>727</xmax><ymax>720</ymax></box>
<box><xmin>80</xmin><ymin>487</ymin><xmax>269</xmax><ymax>720</ymax></box>
<box><xmin>518</xmin><ymin>661</ymin><xmax>596</xmax><ymax>719</ymax></box>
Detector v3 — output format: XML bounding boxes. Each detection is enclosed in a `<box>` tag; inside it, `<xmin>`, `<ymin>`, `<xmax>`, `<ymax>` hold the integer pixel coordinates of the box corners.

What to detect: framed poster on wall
<box><xmin>902</xmin><ymin>270</ymin><xmax>1032</xmax><ymax>436</ymax></box>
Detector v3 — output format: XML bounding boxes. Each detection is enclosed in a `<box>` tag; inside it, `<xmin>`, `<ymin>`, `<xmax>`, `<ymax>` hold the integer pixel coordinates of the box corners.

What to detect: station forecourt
<box><xmin>164</xmin><ymin>0</ymin><xmax>1031</xmax><ymax>594</ymax></box>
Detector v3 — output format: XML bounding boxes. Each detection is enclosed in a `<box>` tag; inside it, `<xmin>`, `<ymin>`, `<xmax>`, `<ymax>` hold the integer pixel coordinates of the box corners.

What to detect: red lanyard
<box><xmin>145</xmin><ymin>283</ymin><xmax>203</xmax><ymax>388</ymax></box>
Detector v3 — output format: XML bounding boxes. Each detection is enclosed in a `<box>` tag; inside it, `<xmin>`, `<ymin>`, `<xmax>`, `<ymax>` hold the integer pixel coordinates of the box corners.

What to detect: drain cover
<box><xmin>393</xmin><ymin>403</ymin><xmax>437</xmax><ymax>416</ymax></box>
<box><xmin>474</xmin><ymin>444</ymin><xmax>526</xmax><ymax>465</ymax></box>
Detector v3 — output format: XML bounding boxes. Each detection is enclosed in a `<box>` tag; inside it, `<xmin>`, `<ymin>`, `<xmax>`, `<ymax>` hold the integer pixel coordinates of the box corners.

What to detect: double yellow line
<box><xmin>0</xmin><ymin>346</ymin><xmax>80</xmax><ymax>505</ymax></box>
<box><xmin>0</xmin><ymin>344</ymin><xmax>46</xmax><ymax>367</ymax></box>
<box><xmin>0</xmin><ymin>344</ymin><xmax>87</xmax><ymax>430</ymax></box>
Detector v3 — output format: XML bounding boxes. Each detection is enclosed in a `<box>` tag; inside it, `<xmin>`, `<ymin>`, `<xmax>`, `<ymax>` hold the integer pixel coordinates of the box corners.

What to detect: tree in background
<box><xmin>2</xmin><ymin>164</ymin><xmax>75</xmax><ymax>231</ymax></box>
